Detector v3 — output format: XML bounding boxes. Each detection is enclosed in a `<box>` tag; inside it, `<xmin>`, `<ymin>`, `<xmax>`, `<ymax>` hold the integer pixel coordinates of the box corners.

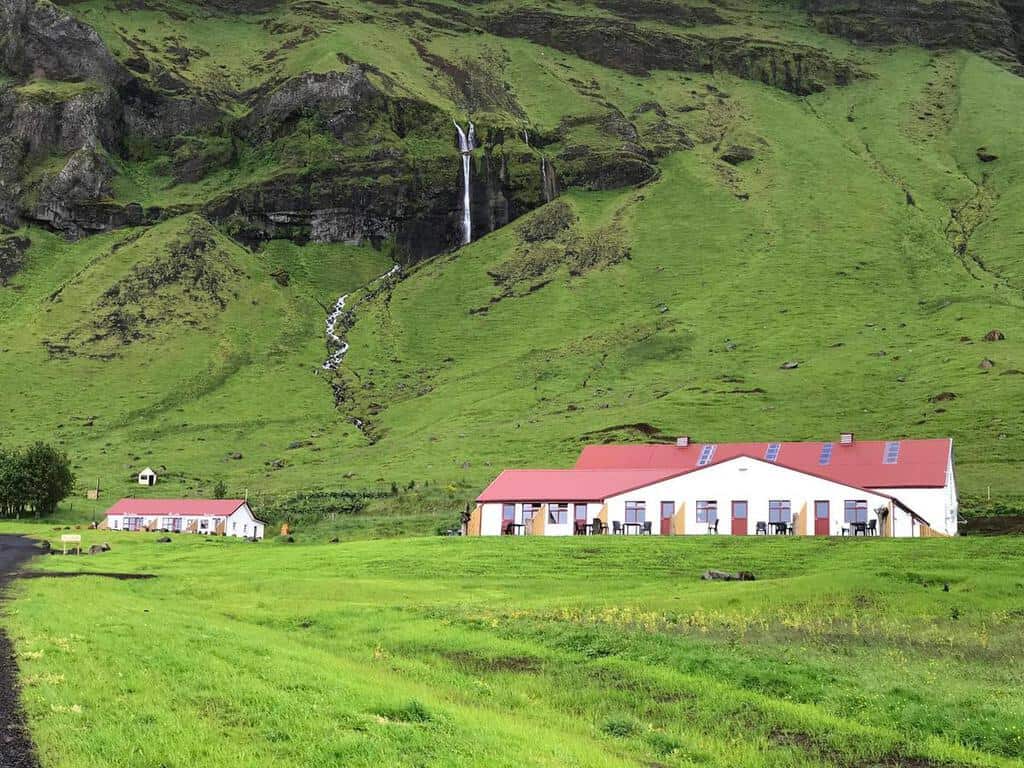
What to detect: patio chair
<box><xmin>642</xmin><ymin>521</ymin><xmax>653</xmax><ymax>535</ymax></box>
<box><xmin>755</xmin><ymin>521</ymin><xmax>768</xmax><ymax>535</ymax></box>
<box><xmin>708</xmin><ymin>519</ymin><xmax>719</xmax><ymax>535</ymax></box>
<box><xmin>612</xmin><ymin>521</ymin><xmax>623</xmax><ymax>535</ymax></box>
<box><xmin>591</xmin><ymin>518</ymin><xmax>606</xmax><ymax>535</ymax></box>
<box><xmin>867</xmin><ymin>519</ymin><xmax>878</xmax><ymax>536</ymax></box>
<box><xmin>574</xmin><ymin>519</ymin><xmax>588</xmax><ymax>536</ymax></box>
<box><xmin>786</xmin><ymin>523</ymin><xmax>795</xmax><ymax>535</ymax></box>
<box><xmin>503</xmin><ymin>521</ymin><xmax>515</xmax><ymax>536</ymax></box>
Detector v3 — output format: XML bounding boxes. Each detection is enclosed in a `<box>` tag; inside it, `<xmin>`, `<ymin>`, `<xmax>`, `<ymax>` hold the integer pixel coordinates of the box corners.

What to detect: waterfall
<box><xmin>322</xmin><ymin>263</ymin><xmax>401</xmax><ymax>371</ymax></box>
<box><xmin>453</xmin><ymin>120</ymin><xmax>475</xmax><ymax>246</ymax></box>
<box><xmin>541</xmin><ymin>156</ymin><xmax>559</xmax><ymax>203</ymax></box>
<box><xmin>522</xmin><ymin>128</ymin><xmax>529</xmax><ymax>146</ymax></box>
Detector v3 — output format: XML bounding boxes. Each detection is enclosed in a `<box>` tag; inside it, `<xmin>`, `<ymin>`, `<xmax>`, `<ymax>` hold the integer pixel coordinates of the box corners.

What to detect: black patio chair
<box><xmin>612</xmin><ymin>521</ymin><xmax>623</xmax><ymax>535</ymax></box>
<box><xmin>867</xmin><ymin>519</ymin><xmax>878</xmax><ymax>536</ymax></box>
<box><xmin>591</xmin><ymin>518</ymin><xmax>606</xmax><ymax>535</ymax></box>
<box><xmin>642</xmin><ymin>521</ymin><xmax>653</xmax><ymax>535</ymax></box>
<box><xmin>755</xmin><ymin>521</ymin><xmax>768</xmax><ymax>535</ymax></box>
<box><xmin>786</xmin><ymin>523</ymin><xmax>795</xmax><ymax>535</ymax></box>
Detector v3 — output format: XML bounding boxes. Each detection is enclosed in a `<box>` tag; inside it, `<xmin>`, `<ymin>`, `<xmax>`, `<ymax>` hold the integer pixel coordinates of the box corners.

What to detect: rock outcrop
<box><xmin>805</xmin><ymin>0</ymin><xmax>1022</xmax><ymax>67</ymax></box>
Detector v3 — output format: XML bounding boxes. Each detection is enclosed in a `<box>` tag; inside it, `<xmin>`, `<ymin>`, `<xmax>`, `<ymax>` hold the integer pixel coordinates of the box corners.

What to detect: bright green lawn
<box><xmin>1</xmin><ymin>529</ymin><xmax>1022</xmax><ymax>767</ymax></box>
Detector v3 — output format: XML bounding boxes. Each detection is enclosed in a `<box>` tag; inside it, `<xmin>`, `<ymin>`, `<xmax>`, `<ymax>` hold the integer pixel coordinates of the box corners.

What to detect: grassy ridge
<box><xmin>2</xmin><ymin>528</ymin><xmax>1022</xmax><ymax>766</ymax></box>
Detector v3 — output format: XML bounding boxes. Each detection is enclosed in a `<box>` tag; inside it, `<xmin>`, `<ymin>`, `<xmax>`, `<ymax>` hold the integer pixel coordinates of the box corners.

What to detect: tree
<box><xmin>212</xmin><ymin>479</ymin><xmax>228</xmax><ymax>500</ymax></box>
<box><xmin>0</xmin><ymin>442</ymin><xmax>74</xmax><ymax>518</ymax></box>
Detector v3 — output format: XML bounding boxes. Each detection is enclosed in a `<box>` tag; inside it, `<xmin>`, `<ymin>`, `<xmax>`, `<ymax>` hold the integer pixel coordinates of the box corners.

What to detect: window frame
<box><xmin>768</xmin><ymin>500</ymin><xmax>792</xmax><ymax>523</ymax></box>
<box><xmin>732</xmin><ymin>500</ymin><xmax>748</xmax><ymax>519</ymax></box>
<box><xmin>547</xmin><ymin>503</ymin><xmax>569</xmax><ymax>525</ymax></box>
<box><xmin>696</xmin><ymin>500</ymin><xmax>718</xmax><ymax>523</ymax></box>
<box><xmin>814</xmin><ymin>500</ymin><xmax>830</xmax><ymax>520</ymax></box>
<box><xmin>660</xmin><ymin>501</ymin><xmax>675</xmax><ymax>520</ymax></box>
<box><xmin>574</xmin><ymin>503</ymin><xmax>589</xmax><ymax>521</ymax></box>
<box><xmin>844</xmin><ymin>499</ymin><xmax>868</xmax><ymax>523</ymax></box>
<box><xmin>624</xmin><ymin>501</ymin><xmax>646</xmax><ymax>524</ymax></box>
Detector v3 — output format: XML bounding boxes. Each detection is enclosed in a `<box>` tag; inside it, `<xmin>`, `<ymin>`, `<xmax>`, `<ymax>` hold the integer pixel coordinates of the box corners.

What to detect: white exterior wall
<box><xmin>225</xmin><ymin>504</ymin><xmax>265</xmax><ymax>540</ymax></box>
<box><xmin>876</xmin><ymin>455</ymin><xmax>958</xmax><ymax>536</ymax></box>
<box><xmin>479</xmin><ymin>502</ymin><xmax>602</xmax><ymax>536</ymax></box>
<box><xmin>604</xmin><ymin>457</ymin><xmax>895</xmax><ymax>536</ymax></box>
<box><xmin>105</xmin><ymin>505</ymin><xmax>265</xmax><ymax>539</ymax></box>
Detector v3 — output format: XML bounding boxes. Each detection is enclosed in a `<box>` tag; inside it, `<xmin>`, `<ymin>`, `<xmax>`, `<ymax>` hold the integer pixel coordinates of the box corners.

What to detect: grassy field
<box><xmin>1</xmin><ymin>528</ymin><xmax>1022</xmax><ymax>767</ymax></box>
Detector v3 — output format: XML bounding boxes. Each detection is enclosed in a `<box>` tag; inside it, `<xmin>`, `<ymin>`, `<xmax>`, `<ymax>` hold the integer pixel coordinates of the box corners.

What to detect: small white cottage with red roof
<box><xmin>102</xmin><ymin>499</ymin><xmax>266</xmax><ymax>540</ymax></box>
<box><xmin>471</xmin><ymin>434</ymin><xmax>957</xmax><ymax>538</ymax></box>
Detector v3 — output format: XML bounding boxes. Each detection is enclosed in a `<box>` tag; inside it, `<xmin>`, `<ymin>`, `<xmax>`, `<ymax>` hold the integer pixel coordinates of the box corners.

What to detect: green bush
<box><xmin>517</xmin><ymin>200</ymin><xmax>576</xmax><ymax>243</ymax></box>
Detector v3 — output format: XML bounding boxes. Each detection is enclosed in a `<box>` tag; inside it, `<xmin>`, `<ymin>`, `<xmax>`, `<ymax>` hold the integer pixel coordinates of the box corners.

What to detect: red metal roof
<box><xmin>105</xmin><ymin>499</ymin><xmax>247</xmax><ymax>518</ymax></box>
<box><xmin>574</xmin><ymin>439</ymin><xmax>952</xmax><ymax>489</ymax></box>
<box><xmin>477</xmin><ymin>469</ymin><xmax>681</xmax><ymax>503</ymax></box>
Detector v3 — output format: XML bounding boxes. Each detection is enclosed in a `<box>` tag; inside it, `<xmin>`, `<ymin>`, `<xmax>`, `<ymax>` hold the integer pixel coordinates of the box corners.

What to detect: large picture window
<box><xmin>548</xmin><ymin>503</ymin><xmax>569</xmax><ymax>524</ymax></box>
<box><xmin>696</xmin><ymin>500</ymin><xmax>718</xmax><ymax>523</ymax></box>
<box><xmin>768</xmin><ymin>500</ymin><xmax>792</xmax><ymax>523</ymax></box>
<box><xmin>844</xmin><ymin>499</ymin><xmax>868</xmax><ymax>523</ymax></box>
<box><xmin>624</xmin><ymin>501</ymin><xmax>646</xmax><ymax>523</ymax></box>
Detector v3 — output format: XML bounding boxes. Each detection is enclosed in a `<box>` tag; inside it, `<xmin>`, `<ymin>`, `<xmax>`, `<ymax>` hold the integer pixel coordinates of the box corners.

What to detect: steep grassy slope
<box><xmin>1</xmin><ymin>0</ymin><xmax>1023</xmax><ymax>515</ymax></box>
<box><xmin>3</xmin><ymin>529</ymin><xmax>1023</xmax><ymax>767</ymax></box>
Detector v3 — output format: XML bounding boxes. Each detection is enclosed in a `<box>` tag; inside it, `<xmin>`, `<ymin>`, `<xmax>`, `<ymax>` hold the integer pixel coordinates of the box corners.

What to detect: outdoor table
<box><xmin>770</xmin><ymin>521</ymin><xmax>789</xmax><ymax>535</ymax></box>
<box><xmin>851</xmin><ymin>522</ymin><xmax>867</xmax><ymax>536</ymax></box>
<box><xmin>512</xmin><ymin>523</ymin><xmax>527</xmax><ymax>536</ymax></box>
<box><xmin>623</xmin><ymin>522</ymin><xmax>643</xmax><ymax>535</ymax></box>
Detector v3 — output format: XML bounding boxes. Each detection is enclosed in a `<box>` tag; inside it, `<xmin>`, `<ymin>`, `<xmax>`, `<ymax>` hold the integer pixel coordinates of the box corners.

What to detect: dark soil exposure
<box><xmin>0</xmin><ymin>535</ymin><xmax>43</xmax><ymax>768</ymax></box>
<box><xmin>17</xmin><ymin>571</ymin><xmax>156</xmax><ymax>580</ymax></box>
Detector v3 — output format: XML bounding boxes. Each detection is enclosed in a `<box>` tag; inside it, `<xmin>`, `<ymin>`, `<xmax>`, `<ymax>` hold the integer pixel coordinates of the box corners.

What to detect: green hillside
<box><xmin>1</xmin><ymin>0</ymin><xmax>1023</xmax><ymax>516</ymax></box>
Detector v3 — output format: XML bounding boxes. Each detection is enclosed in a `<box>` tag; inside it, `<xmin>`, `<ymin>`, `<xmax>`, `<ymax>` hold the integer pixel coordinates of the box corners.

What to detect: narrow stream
<box><xmin>322</xmin><ymin>263</ymin><xmax>401</xmax><ymax>371</ymax></box>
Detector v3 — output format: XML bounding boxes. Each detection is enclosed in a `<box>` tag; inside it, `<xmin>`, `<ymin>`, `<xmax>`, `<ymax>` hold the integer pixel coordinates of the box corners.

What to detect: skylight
<box><xmin>819</xmin><ymin>443</ymin><xmax>833</xmax><ymax>466</ymax></box>
<box><xmin>883</xmin><ymin>441</ymin><xmax>900</xmax><ymax>465</ymax></box>
<box><xmin>697</xmin><ymin>444</ymin><xmax>717</xmax><ymax>466</ymax></box>
<box><xmin>764</xmin><ymin>443</ymin><xmax>781</xmax><ymax>462</ymax></box>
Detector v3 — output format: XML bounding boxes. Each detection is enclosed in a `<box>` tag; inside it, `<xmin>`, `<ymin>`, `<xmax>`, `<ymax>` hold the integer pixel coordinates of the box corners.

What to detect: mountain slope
<box><xmin>1</xmin><ymin>0</ymin><xmax>1022</xmax><ymax>511</ymax></box>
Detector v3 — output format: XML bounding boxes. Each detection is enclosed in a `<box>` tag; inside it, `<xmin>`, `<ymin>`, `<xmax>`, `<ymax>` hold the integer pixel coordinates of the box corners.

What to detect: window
<box><xmin>815</xmin><ymin>500</ymin><xmax>830</xmax><ymax>519</ymax></box>
<box><xmin>125</xmin><ymin>517</ymin><xmax>142</xmax><ymax>531</ymax></box>
<box><xmin>696</xmin><ymin>500</ymin><xmax>718</xmax><ymax>523</ymax></box>
<box><xmin>732</xmin><ymin>501</ymin><xmax>747</xmax><ymax>519</ymax></box>
<box><xmin>768</xmin><ymin>500</ymin><xmax>792</xmax><ymax>523</ymax></box>
<box><xmin>883</xmin><ymin>441</ymin><xmax>900</xmax><ymax>465</ymax></box>
<box><xmin>764</xmin><ymin>443</ymin><xmax>781</xmax><ymax>462</ymax></box>
<box><xmin>548</xmin><ymin>503</ymin><xmax>569</xmax><ymax>525</ymax></box>
<box><xmin>522</xmin><ymin>503</ymin><xmax>540</xmax><ymax>520</ymax></box>
<box><xmin>502</xmin><ymin>504</ymin><xmax>516</xmax><ymax>522</ymax></box>
<box><xmin>661</xmin><ymin>501</ymin><xmax>675</xmax><ymax>519</ymax></box>
<box><xmin>697</xmin><ymin>444</ymin><xmax>717</xmax><ymax>466</ymax></box>
<box><xmin>233</xmin><ymin>522</ymin><xmax>238</xmax><ymax>532</ymax></box>
<box><xmin>574</xmin><ymin>503</ymin><xmax>588</xmax><ymax>521</ymax></box>
<box><xmin>624</xmin><ymin>501</ymin><xmax>646</xmax><ymax>523</ymax></box>
<box><xmin>200</xmin><ymin>519</ymin><xmax>209</xmax><ymax>531</ymax></box>
<box><xmin>819</xmin><ymin>443</ymin><xmax>833</xmax><ymax>465</ymax></box>
<box><xmin>844</xmin><ymin>499</ymin><xmax>868</xmax><ymax>523</ymax></box>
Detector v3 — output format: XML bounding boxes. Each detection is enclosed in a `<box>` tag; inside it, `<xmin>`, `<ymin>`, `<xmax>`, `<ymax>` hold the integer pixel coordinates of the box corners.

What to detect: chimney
<box><xmin>676</xmin><ymin>436</ymin><xmax>691</xmax><ymax>448</ymax></box>
<box><xmin>839</xmin><ymin>432</ymin><xmax>855</xmax><ymax>446</ymax></box>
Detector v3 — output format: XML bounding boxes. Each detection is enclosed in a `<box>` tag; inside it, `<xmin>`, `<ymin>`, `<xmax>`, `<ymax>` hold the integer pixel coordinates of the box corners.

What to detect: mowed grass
<box><xmin>2</xmin><ymin>529</ymin><xmax>1023</xmax><ymax>767</ymax></box>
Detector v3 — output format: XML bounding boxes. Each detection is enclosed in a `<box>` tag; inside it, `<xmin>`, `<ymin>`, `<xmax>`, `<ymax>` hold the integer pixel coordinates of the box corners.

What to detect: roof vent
<box><xmin>676</xmin><ymin>436</ymin><xmax>691</xmax><ymax>447</ymax></box>
<box><xmin>839</xmin><ymin>432</ymin><xmax>855</xmax><ymax>445</ymax></box>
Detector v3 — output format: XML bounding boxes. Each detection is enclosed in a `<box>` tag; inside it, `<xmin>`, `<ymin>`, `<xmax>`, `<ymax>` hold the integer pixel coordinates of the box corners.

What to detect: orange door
<box><xmin>814</xmin><ymin>501</ymin><xmax>830</xmax><ymax>536</ymax></box>
<box><xmin>731</xmin><ymin>501</ymin><xmax>748</xmax><ymax>535</ymax></box>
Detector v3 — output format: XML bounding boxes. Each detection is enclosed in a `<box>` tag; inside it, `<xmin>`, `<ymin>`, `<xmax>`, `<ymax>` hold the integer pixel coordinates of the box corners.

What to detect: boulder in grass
<box><xmin>88</xmin><ymin>544</ymin><xmax>110</xmax><ymax>555</ymax></box>
<box><xmin>983</xmin><ymin>329</ymin><xmax>1005</xmax><ymax>341</ymax></box>
<box><xmin>976</xmin><ymin>147</ymin><xmax>998</xmax><ymax>163</ymax></box>
<box><xmin>720</xmin><ymin>145</ymin><xmax>755</xmax><ymax>165</ymax></box>
<box><xmin>156</xmin><ymin>536</ymin><xmax>172</xmax><ymax>543</ymax></box>
<box><xmin>780</xmin><ymin>361</ymin><xmax>799</xmax><ymax>370</ymax></box>
<box><xmin>979</xmin><ymin>358</ymin><xmax>995</xmax><ymax>370</ymax></box>
<box><xmin>702</xmin><ymin>570</ymin><xmax>756</xmax><ymax>582</ymax></box>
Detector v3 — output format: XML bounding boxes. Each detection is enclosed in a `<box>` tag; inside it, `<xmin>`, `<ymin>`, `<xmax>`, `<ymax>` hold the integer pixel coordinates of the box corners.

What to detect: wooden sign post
<box><xmin>61</xmin><ymin>534</ymin><xmax>82</xmax><ymax>555</ymax></box>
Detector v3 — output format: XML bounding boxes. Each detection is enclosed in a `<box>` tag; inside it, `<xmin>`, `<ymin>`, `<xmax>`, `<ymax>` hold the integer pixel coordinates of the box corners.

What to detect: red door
<box><xmin>814</xmin><ymin>500</ymin><xmax>830</xmax><ymax>536</ymax></box>
<box><xmin>731</xmin><ymin>501</ymin><xmax>748</xmax><ymax>535</ymax></box>
<box><xmin>660</xmin><ymin>501</ymin><xmax>674</xmax><ymax>535</ymax></box>
<box><xmin>501</xmin><ymin>504</ymin><xmax>516</xmax><ymax>535</ymax></box>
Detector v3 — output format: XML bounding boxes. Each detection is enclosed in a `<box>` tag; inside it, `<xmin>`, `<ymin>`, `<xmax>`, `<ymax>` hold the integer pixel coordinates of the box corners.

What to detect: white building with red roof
<box><xmin>102</xmin><ymin>499</ymin><xmax>267</xmax><ymax>540</ymax></box>
<box><xmin>471</xmin><ymin>435</ymin><xmax>957</xmax><ymax>538</ymax></box>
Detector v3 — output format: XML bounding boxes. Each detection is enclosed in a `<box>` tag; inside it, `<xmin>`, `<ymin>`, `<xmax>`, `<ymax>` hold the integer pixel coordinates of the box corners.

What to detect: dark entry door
<box><xmin>660</xmin><ymin>501</ymin><xmax>674</xmax><ymax>535</ymax></box>
<box><xmin>815</xmin><ymin>500</ymin><xmax>830</xmax><ymax>536</ymax></box>
<box><xmin>731</xmin><ymin>501</ymin><xmax>748</xmax><ymax>535</ymax></box>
